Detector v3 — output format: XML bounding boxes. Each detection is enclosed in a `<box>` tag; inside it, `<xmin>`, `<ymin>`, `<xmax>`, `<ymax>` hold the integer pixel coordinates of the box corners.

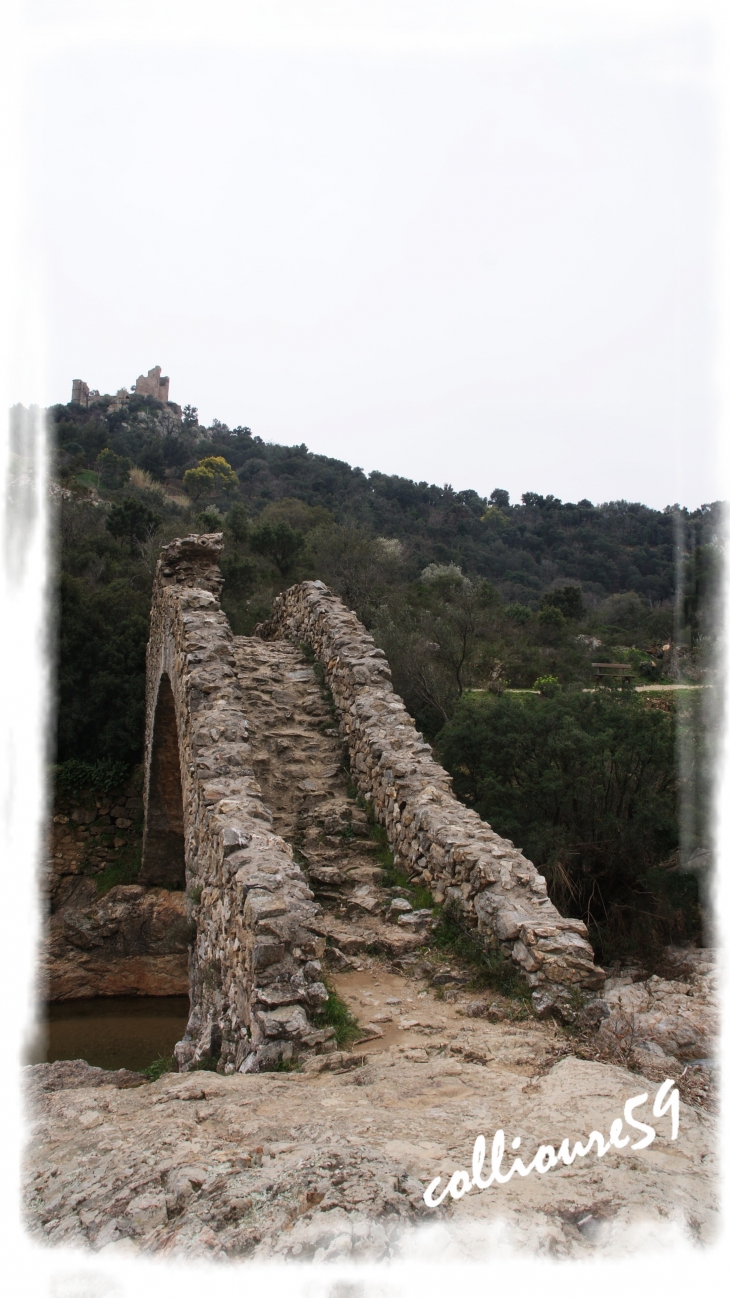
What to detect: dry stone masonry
<box><xmin>143</xmin><ymin>539</ymin><xmax>604</xmax><ymax>1075</ymax></box>
<box><xmin>142</xmin><ymin>536</ymin><xmax>329</xmax><ymax>1073</ymax></box>
<box><xmin>257</xmin><ymin>581</ymin><xmax>605</xmax><ymax>1015</ymax></box>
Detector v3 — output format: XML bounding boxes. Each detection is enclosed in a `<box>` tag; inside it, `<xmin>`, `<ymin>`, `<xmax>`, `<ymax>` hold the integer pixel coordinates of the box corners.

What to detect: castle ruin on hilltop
<box><xmin>71</xmin><ymin>365</ymin><xmax>171</xmax><ymax>410</ymax></box>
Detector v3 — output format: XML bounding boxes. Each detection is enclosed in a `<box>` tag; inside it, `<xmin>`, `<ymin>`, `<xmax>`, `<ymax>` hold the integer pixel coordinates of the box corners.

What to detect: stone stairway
<box><xmin>231</xmin><ymin>637</ymin><xmax>433</xmax><ymax>973</ymax></box>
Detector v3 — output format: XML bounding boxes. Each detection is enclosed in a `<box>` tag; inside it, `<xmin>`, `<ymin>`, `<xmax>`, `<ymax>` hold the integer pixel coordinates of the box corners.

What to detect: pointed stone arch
<box><xmin>140</xmin><ymin>673</ymin><xmax>186</xmax><ymax>889</ymax></box>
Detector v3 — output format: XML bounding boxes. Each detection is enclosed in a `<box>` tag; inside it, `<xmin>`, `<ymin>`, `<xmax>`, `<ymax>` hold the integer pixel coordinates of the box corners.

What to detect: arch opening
<box><xmin>140</xmin><ymin>673</ymin><xmax>186</xmax><ymax>888</ymax></box>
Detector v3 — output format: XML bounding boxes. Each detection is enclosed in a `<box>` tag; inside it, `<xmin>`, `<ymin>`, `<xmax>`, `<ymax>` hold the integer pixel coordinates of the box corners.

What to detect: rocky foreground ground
<box><xmin>24</xmin><ymin>953</ymin><xmax>718</xmax><ymax>1263</ymax></box>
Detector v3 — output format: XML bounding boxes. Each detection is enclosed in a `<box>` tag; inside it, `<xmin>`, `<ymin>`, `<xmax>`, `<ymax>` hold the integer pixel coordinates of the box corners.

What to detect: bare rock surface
<box><xmin>596</xmin><ymin>947</ymin><xmax>718</xmax><ymax>1070</ymax></box>
<box><xmin>44</xmin><ymin>886</ymin><xmax>190</xmax><ymax>1000</ymax></box>
<box><xmin>27</xmin><ymin>1059</ymin><xmax>147</xmax><ymax>1091</ymax></box>
<box><xmin>24</xmin><ymin>963</ymin><xmax>717</xmax><ymax>1262</ymax></box>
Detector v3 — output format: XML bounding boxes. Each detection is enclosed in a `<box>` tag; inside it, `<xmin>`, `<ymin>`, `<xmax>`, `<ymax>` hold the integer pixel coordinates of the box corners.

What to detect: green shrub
<box><xmin>537</xmin><ymin>605</ymin><xmax>566</xmax><ymax>630</ymax></box>
<box><xmin>504</xmin><ymin>603</ymin><xmax>532</xmax><ymax>624</ymax></box>
<box><xmin>533</xmin><ymin>675</ymin><xmax>560</xmax><ymax>697</ymax></box>
<box><xmin>540</xmin><ymin>585</ymin><xmax>584</xmax><ymax>620</ymax></box>
<box><xmin>106</xmin><ymin>497</ymin><xmax>162</xmax><ymax>552</ymax></box>
<box><xmin>220</xmin><ymin>555</ymin><xmax>258</xmax><ymax>598</ymax></box>
<box><xmin>225</xmin><ymin>502</ymin><xmax>250</xmax><ymax>543</ymax></box>
<box><xmin>249</xmin><ymin>521</ymin><xmax>305</xmax><ymax>575</ymax></box>
<box><xmin>196</xmin><ymin>507</ymin><xmax>224</xmax><ymax>532</ymax></box>
<box><xmin>96</xmin><ymin>448</ymin><xmax>132</xmax><ymax>490</ymax></box>
<box><xmin>270</xmin><ymin>1057</ymin><xmax>303</xmax><ymax>1072</ymax></box>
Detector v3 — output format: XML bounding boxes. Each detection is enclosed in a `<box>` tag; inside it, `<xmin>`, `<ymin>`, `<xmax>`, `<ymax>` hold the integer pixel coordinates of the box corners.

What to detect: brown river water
<box><xmin>28</xmin><ymin>997</ymin><xmax>190</xmax><ymax>1072</ymax></box>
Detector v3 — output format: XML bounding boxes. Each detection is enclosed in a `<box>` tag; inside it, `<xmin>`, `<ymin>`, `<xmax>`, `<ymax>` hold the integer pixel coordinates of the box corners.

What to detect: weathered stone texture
<box><xmin>23</xmin><ymin>1042</ymin><xmax>717</xmax><ymax>1258</ymax></box>
<box><xmin>257</xmin><ymin>581</ymin><xmax>605</xmax><ymax>1013</ymax></box>
<box><xmin>597</xmin><ymin>947</ymin><xmax>717</xmax><ymax>1069</ymax></box>
<box><xmin>45</xmin><ymin>887</ymin><xmax>190</xmax><ymax>1001</ymax></box>
<box><xmin>45</xmin><ymin>779</ymin><xmax>189</xmax><ymax>1000</ymax></box>
<box><xmin>143</xmin><ymin>536</ymin><xmax>326</xmax><ymax>1072</ymax></box>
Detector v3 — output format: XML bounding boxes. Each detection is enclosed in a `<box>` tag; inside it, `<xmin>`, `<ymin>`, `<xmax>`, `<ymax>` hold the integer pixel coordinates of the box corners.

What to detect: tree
<box><xmin>419</xmin><ymin>567</ymin><xmax>500</xmax><ymax>697</ymax></box>
<box><xmin>106</xmin><ymin>498</ymin><xmax>162</xmax><ymax>552</ymax></box>
<box><xmin>182</xmin><ymin>405</ymin><xmax>199</xmax><ymax>427</ymax></box>
<box><xmin>220</xmin><ymin>554</ymin><xmax>258</xmax><ymax>597</ymax></box>
<box><xmin>307</xmin><ymin>523</ymin><xmax>402</xmax><ymax>620</ymax></box>
<box><xmin>374</xmin><ymin>569</ymin><xmax>502</xmax><ymax>731</ymax></box>
<box><xmin>137</xmin><ymin>441</ymin><xmax>166</xmax><ymax>481</ymax></box>
<box><xmin>682</xmin><ymin>543</ymin><xmax>722</xmax><ymax>644</ymax></box>
<box><xmin>183</xmin><ymin>463</ymin><xmax>215</xmax><ymax>501</ymax></box>
<box><xmin>57</xmin><ymin>573</ymin><xmax>150</xmax><ymax>765</ymax></box>
<box><xmin>183</xmin><ymin>455</ymin><xmax>238</xmax><ymax>502</ymax></box>
<box><xmin>95</xmin><ymin>448</ymin><xmax>131</xmax><ymax>490</ymax></box>
<box><xmin>249</xmin><ymin>521</ymin><xmax>305</xmax><ymax>575</ymax></box>
<box><xmin>489</xmin><ymin>488</ymin><xmax>510</xmax><ymax>508</ymax></box>
<box><xmin>540</xmin><ymin>585</ymin><xmax>584</xmax><ymax>620</ymax></box>
<box><xmin>504</xmin><ymin>603</ymin><xmax>532</xmax><ymax>624</ymax></box>
<box><xmin>256</xmin><ymin>497</ymin><xmax>334</xmax><ymax>534</ymax></box>
<box><xmin>225</xmin><ymin>502</ymin><xmax>249</xmax><ymax>544</ymax></box>
<box><xmin>536</xmin><ymin>604</ymin><xmax>566</xmax><ymax>638</ymax></box>
<box><xmin>437</xmin><ymin>690</ymin><xmax>690</xmax><ymax>960</ymax></box>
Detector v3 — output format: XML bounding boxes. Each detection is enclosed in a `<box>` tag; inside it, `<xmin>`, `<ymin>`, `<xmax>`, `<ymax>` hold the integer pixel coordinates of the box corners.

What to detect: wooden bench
<box><xmin>592</xmin><ymin>662</ymin><xmax>635</xmax><ymax>685</ymax></box>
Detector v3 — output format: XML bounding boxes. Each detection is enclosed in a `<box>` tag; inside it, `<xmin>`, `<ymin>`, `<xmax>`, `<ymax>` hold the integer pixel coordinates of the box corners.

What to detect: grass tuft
<box><xmin>313</xmin><ymin>979</ymin><xmax>361</xmax><ymax>1048</ymax></box>
<box><xmin>141</xmin><ymin>1055</ymin><xmax>175</xmax><ymax>1081</ymax></box>
<box><xmin>428</xmin><ymin>899</ymin><xmax>533</xmax><ymax>1006</ymax></box>
<box><xmin>94</xmin><ymin>842</ymin><xmax>142</xmax><ymax>895</ymax></box>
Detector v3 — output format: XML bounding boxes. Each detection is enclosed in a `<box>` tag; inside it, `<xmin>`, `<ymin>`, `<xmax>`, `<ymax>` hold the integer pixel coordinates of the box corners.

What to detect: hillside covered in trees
<box><xmin>39</xmin><ymin>389</ymin><xmax>722</xmax><ymax>962</ymax></box>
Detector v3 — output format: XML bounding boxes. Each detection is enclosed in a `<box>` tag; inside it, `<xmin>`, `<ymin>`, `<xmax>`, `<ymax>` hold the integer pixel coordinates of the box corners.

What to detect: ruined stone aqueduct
<box><xmin>140</xmin><ymin>534</ymin><xmax>605</xmax><ymax>1072</ymax></box>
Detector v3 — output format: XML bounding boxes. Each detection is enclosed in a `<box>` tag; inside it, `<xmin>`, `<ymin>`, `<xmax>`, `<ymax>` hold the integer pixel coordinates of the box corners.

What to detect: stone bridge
<box><xmin>141</xmin><ymin>534</ymin><xmax>604</xmax><ymax>1072</ymax></box>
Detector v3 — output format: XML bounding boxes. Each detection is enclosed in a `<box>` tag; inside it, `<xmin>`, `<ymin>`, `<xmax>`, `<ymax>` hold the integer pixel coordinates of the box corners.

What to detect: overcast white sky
<box><xmin>12</xmin><ymin>0</ymin><xmax>728</xmax><ymax>509</ymax></box>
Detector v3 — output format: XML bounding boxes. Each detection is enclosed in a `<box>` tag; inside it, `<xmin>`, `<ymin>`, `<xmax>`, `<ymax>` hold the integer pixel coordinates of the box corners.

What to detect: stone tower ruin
<box><xmin>133</xmin><ymin>366</ymin><xmax>170</xmax><ymax>402</ymax></box>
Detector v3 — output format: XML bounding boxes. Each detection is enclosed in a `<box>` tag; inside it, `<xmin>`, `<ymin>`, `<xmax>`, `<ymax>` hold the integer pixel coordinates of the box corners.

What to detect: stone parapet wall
<box><xmin>257</xmin><ymin>581</ymin><xmax>605</xmax><ymax>1014</ymax></box>
<box><xmin>144</xmin><ymin>536</ymin><xmax>329</xmax><ymax>1072</ymax></box>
